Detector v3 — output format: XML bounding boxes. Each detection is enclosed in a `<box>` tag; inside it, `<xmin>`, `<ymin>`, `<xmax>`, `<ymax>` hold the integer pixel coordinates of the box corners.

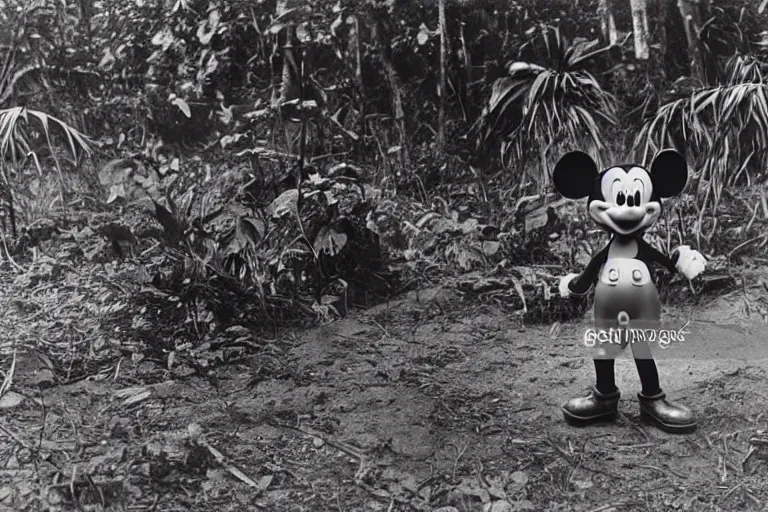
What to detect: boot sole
<box><xmin>562</xmin><ymin>407</ymin><xmax>618</xmax><ymax>425</ymax></box>
<box><xmin>639</xmin><ymin>409</ymin><xmax>697</xmax><ymax>433</ymax></box>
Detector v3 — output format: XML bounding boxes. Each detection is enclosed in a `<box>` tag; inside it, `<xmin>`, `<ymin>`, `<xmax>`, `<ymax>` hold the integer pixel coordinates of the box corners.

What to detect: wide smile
<box><xmin>589</xmin><ymin>200</ymin><xmax>661</xmax><ymax>235</ymax></box>
<box><xmin>613</xmin><ymin>218</ymin><xmax>641</xmax><ymax>231</ymax></box>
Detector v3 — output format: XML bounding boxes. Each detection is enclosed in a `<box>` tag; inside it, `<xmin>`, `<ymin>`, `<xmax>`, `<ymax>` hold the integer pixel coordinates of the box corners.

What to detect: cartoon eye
<box><xmin>616</xmin><ymin>191</ymin><xmax>626</xmax><ymax>206</ymax></box>
<box><xmin>633</xmin><ymin>179</ymin><xmax>645</xmax><ymax>203</ymax></box>
<box><xmin>626</xmin><ymin>188</ymin><xmax>636</xmax><ymax>207</ymax></box>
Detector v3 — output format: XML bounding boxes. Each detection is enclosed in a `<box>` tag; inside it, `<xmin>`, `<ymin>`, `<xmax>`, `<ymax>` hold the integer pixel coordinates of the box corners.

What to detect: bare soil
<box><xmin>2</xmin><ymin>273</ymin><xmax>768</xmax><ymax>511</ymax></box>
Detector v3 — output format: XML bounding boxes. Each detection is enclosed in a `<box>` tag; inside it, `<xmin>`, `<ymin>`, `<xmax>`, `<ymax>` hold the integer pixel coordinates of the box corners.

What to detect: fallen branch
<box><xmin>587</xmin><ymin>502</ymin><xmax>631</xmax><ymax>512</ymax></box>
<box><xmin>637</xmin><ymin>464</ymin><xmax>688</xmax><ymax>480</ymax></box>
<box><xmin>198</xmin><ymin>436</ymin><xmax>269</xmax><ymax>492</ymax></box>
<box><xmin>728</xmin><ymin>233</ymin><xmax>768</xmax><ymax>260</ymax></box>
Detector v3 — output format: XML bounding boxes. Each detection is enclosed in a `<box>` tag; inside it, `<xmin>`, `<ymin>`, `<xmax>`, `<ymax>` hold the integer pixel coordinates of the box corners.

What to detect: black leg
<box><xmin>634</xmin><ymin>358</ymin><xmax>662</xmax><ymax>396</ymax></box>
<box><xmin>594</xmin><ymin>359</ymin><xmax>617</xmax><ymax>394</ymax></box>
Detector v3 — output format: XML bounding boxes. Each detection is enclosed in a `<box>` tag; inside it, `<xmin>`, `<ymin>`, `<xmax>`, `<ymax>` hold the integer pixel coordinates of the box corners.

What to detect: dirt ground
<box><xmin>2</xmin><ymin>270</ymin><xmax>768</xmax><ymax>511</ymax></box>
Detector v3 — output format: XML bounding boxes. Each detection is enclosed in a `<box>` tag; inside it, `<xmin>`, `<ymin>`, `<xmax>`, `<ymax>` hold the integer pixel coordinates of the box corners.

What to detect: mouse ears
<box><xmin>553</xmin><ymin>149</ymin><xmax>689</xmax><ymax>200</ymax></box>
<box><xmin>552</xmin><ymin>151</ymin><xmax>598</xmax><ymax>199</ymax></box>
<box><xmin>649</xmin><ymin>149</ymin><xmax>688</xmax><ymax>198</ymax></box>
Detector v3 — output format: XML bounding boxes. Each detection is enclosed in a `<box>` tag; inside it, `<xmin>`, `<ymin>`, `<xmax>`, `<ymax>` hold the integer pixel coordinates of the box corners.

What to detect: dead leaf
<box><xmin>457</xmin><ymin>477</ymin><xmax>491</xmax><ymax>503</ymax></box>
<box><xmin>549</xmin><ymin>321</ymin><xmax>561</xmax><ymax>339</ymax></box>
<box><xmin>486</xmin><ymin>475</ymin><xmax>507</xmax><ymax>499</ymax></box>
<box><xmin>490</xmin><ymin>500</ymin><xmax>513</xmax><ymax>512</ymax></box>
<box><xmin>114</xmin><ymin>387</ymin><xmax>152</xmax><ymax>407</ymax></box>
<box><xmin>510</xmin><ymin>499</ymin><xmax>536</xmax><ymax>511</ymax></box>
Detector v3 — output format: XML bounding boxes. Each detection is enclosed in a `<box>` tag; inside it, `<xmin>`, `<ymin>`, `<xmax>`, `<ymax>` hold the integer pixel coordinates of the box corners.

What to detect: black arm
<box><xmin>567</xmin><ymin>243</ymin><xmax>611</xmax><ymax>296</ymax></box>
<box><xmin>637</xmin><ymin>239</ymin><xmax>679</xmax><ymax>274</ymax></box>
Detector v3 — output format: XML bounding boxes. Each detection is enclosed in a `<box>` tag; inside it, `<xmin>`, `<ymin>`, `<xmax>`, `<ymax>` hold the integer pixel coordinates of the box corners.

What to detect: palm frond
<box><xmin>636</xmin><ymin>55</ymin><xmax>768</xmax><ymax>238</ymax></box>
<box><xmin>481</xmin><ymin>26</ymin><xmax>616</xmax><ymax>189</ymax></box>
<box><xmin>0</xmin><ymin>107</ymin><xmax>93</xmax><ymax>163</ymax></box>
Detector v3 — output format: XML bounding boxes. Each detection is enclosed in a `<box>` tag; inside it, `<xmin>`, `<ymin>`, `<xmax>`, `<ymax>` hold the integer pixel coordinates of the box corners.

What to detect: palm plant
<box><xmin>480</xmin><ymin>25</ymin><xmax>618</xmax><ymax>194</ymax></box>
<box><xmin>634</xmin><ymin>54</ymin><xmax>768</xmax><ymax>247</ymax></box>
<box><xmin>697</xmin><ymin>2</ymin><xmax>764</xmax><ymax>84</ymax></box>
<box><xmin>0</xmin><ymin>0</ymin><xmax>93</xmax><ymax>245</ymax></box>
<box><xmin>0</xmin><ymin>107</ymin><xmax>93</xmax><ymax>236</ymax></box>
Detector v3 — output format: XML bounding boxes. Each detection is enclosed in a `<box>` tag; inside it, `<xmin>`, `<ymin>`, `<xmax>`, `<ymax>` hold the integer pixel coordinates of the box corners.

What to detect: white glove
<box><xmin>559</xmin><ymin>273</ymin><xmax>580</xmax><ymax>298</ymax></box>
<box><xmin>675</xmin><ymin>245</ymin><xmax>706</xmax><ymax>280</ymax></box>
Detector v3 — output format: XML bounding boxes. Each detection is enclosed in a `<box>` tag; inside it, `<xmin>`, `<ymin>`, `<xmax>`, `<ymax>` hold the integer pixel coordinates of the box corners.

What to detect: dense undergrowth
<box><xmin>0</xmin><ymin>154</ymin><xmax>746</xmax><ymax>386</ymax></box>
<box><xmin>0</xmin><ymin>0</ymin><xmax>767</xmax><ymax>379</ymax></box>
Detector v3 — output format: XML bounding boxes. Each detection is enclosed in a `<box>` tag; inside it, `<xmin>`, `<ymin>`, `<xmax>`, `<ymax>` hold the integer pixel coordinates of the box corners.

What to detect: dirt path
<box><xmin>2</xmin><ymin>282</ymin><xmax>768</xmax><ymax>511</ymax></box>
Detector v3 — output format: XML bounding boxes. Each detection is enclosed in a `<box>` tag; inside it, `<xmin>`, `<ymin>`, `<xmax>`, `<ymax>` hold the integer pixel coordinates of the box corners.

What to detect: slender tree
<box><xmin>372</xmin><ymin>16</ymin><xmax>409</xmax><ymax>167</ymax></box>
<box><xmin>598</xmin><ymin>0</ymin><xmax>618</xmax><ymax>44</ymax></box>
<box><xmin>677</xmin><ymin>0</ymin><xmax>705</xmax><ymax>82</ymax></box>
<box><xmin>630</xmin><ymin>0</ymin><xmax>650</xmax><ymax>59</ymax></box>
<box><xmin>438</xmin><ymin>0</ymin><xmax>448</xmax><ymax>150</ymax></box>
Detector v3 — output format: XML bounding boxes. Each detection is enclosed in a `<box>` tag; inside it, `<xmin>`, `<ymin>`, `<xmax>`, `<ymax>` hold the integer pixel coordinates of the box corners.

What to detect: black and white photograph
<box><xmin>1</xmin><ymin>0</ymin><xmax>768</xmax><ymax>510</ymax></box>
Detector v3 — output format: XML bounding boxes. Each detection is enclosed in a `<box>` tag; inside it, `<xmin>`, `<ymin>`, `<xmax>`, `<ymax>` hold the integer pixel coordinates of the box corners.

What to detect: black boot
<box><xmin>638</xmin><ymin>390</ymin><xmax>697</xmax><ymax>433</ymax></box>
<box><xmin>562</xmin><ymin>386</ymin><xmax>620</xmax><ymax>424</ymax></box>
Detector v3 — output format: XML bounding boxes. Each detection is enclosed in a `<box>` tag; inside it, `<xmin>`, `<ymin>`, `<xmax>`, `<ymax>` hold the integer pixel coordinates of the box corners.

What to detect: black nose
<box><xmin>627</xmin><ymin>194</ymin><xmax>634</xmax><ymax>207</ymax></box>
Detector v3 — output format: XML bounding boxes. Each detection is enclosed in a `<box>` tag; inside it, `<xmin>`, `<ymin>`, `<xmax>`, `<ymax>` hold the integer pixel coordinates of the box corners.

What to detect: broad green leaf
<box><xmin>99</xmin><ymin>48</ymin><xmax>115</xmax><ymax>69</ymax></box>
<box><xmin>172</xmin><ymin>97</ymin><xmax>191</xmax><ymax>118</ymax></box>
<box><xmin>268</xmin><ymin>189</ymin><xmax>298</xmax><ymax>218</ymax></box>
<box><xmin>482</xmin><ymin>241</ymin><xmax>500</xmax><ymax>256</ymax></box>
<box><xmin>314</xmin><ymin>225</ymin><xmax>347</xmax><ymax>255</ymax></box>
<box><xmin>330</xmin><ymin>15</ymin><xmax>343</xmax><ymax>36</ymax></box>
<box><xmin>151</xmin><ymin>28</ymin><xmax>174</xmax><ymax>51</ymax></box>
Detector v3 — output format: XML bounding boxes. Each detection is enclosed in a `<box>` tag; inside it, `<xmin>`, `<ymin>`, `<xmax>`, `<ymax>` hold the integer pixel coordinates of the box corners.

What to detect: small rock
<box><xmin>490</xmin><ymin>500</ymin><xmax>513</xmax><ymax>512</ymax></box>
<box><xmin>572</xmin><ymin>479</ymin><xmax>593</xmax><ymax>490</ymax></box>
<box><xmin>400</xmin><ymin>474</ymin><xmax>419</xmax><ymax>494</ymax></box>
<box><xmin>33</xmin><ymin>369</ymin><xmax>56</xmax><ymax>389</ymax></box>
<box><xmin>509</xmin><ymin>470</ymin><xmax>529</xmax><ymax>489</ymax></box>
<box><xmin>0</xmin><ymin>391</ymin><xmax>25</xmax><ymax>410</ymax></box>
<box><xmin>312</xmin><ymin>437</ymin><xmax>324</xmax><ymax>448</ymax></box>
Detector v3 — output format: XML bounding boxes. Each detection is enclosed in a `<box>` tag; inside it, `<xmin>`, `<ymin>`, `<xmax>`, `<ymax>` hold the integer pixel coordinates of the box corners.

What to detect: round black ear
<box><xmin>552</xmin><ymin>151</ymin><xmax>598</xmax><ymax>199</ymax></box>
<box><xmin>649</xmin><ymin>149</ymin><xmax>688</xmax><ymax>198</ymax></box>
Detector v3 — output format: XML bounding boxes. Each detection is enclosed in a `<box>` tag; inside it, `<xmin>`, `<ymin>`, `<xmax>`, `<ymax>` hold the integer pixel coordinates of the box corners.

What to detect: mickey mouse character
<box><xmin>554</xmin><ymin>149</ymin><xmax>706</xmax><ymax>433</ymax></box>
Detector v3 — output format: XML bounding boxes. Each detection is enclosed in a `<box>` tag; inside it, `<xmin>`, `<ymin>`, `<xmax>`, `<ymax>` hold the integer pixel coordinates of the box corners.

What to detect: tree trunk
<box><xmin>273</xmin><ymin>0</ymin><xmax>301</xmax><ymax>107</ymax></box>
<box><xmin>677</xmin><ymin>0</ymin><xmax>705</xmax><ymax>83</ymax></box>
<box><xmin>351</xmin><ymin>15</ymin><xmax>365</xmax><ymax>154</ymax></box>
<box><xmin>658</xmin><ymin>0</ymin><xmax>667</xmax><ymax>65</ymax></box>
<box><xmin>597</xmin><ymin>0</ymin><xmax>618</xmax><ymax>45</ymax></box>
<box><xmin>438</xmin><ymin>0</ymin><xmax>447</xmax><ymax>151</ymax></box>
<box><xmin>630</xmin><ymin>0</ymin><xmax>650</xmax><ymax>59</ymax></box>
<box><xmin>279</xmin><ymin>25</ymin><xmax>301</xmax><ymax>105</ymax></box>
<box><xmin>458</xmin><ymin>22</ymin><xmax>471</xmax><ymax>121</ymax></box>
<box><xmin>372</xmin><ymin>18</ymin><xmax>409</xmax><ymax>168</ymax></box>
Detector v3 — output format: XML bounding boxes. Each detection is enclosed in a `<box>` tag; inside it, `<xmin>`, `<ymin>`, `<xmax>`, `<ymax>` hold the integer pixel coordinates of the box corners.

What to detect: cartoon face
<box><xmin>552</xmin><ymin>150</ymin><xmax>688</xmax><ymax>236</ymax></box>
<box><xmin>588</xmin><ymin>165</ymin><xmax>660</xmax><ymax>235</ymax></box>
